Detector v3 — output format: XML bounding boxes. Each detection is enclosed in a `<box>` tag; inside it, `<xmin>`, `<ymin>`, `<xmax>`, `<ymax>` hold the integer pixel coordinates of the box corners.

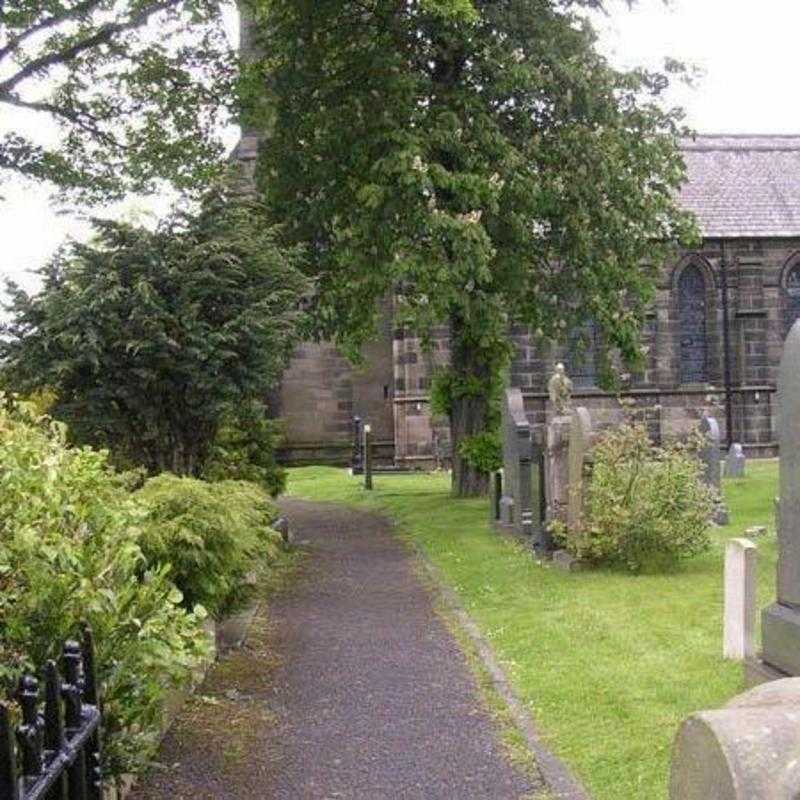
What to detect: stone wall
<box><xmin>400</xmin><ymin>237</ymin><xmax>800</xmax><ymax>462</ymax></box>
<box><xmin>270</xmin><ymin>238</ymin><xmax>800</xmax><ymax>465</ymax></box>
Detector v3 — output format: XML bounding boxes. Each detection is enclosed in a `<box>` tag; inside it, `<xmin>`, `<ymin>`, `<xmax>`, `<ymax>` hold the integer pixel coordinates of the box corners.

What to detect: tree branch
<box><xmin>0</xmin><ymin>0</ymin><xmax>105</xmax><ymax>63</ymax></box>
<box><xmin>0</xmin><ymin>0</ymin><xmax>181</xmax><ymax>97</ymax></box>
<box><xmin>2</xmin><ymin>93</ymin><xmax>126</xmax><ymax>151</ymax></box>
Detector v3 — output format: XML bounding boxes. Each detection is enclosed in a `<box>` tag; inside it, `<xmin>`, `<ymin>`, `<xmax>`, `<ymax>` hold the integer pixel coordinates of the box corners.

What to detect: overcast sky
<box><xmin>2</xmin><ymin>0</ymin><xmax>799</xmax><ymax>298</ymax></box>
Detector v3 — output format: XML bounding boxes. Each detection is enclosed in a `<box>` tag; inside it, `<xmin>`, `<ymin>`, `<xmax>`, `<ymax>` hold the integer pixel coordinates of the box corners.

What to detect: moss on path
<box><xmin>130</xmin><ymin>499</ymin><xmax>545</xmax><ymax>799</ymax></box>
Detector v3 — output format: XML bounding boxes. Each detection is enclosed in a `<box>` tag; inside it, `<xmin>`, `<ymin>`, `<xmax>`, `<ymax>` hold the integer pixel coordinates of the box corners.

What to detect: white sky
<box><xmin>2</xmin><ymin>0</ymin><xmax>800</xmax><ymax>299</ymax></box>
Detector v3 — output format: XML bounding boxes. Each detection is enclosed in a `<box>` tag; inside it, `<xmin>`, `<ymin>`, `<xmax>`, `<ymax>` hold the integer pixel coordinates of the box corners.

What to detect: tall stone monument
<box><xmin>761</xmin><ymin>320</ymin><xmax>800</xmax><ymax>676</ymax></box>
<box><xmin>499</xmin><ymin>388</ymin><xmax>533</xmax><ymax>538</ymax></box>
<box><xmin>566</xmin><ymin>406</ymin><xmax>593</xmax><ymax>535</ymax></box>
<box><xmin>545</xmin><ymin>364</ymin><xmax>573</xmax><ymax>531</ymax></box>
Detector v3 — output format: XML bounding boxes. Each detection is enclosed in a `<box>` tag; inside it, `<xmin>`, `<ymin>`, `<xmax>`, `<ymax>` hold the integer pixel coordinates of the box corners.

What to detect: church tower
<box><xmin>232</xmin><ymin>3</ymin><xmax>399</xmax><ymax>466</ymax></box>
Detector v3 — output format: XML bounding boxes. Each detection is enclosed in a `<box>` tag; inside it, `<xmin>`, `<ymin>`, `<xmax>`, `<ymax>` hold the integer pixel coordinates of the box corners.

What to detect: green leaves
<box><xmin>0</xmin><ymin>399</ymin><xmax>210</xmax><ymax>777</ymax></box>
<box><xmin>1</xmin><ymin>186</ymin><xmax>308</xmax><ymax>476</ymax></box>
<box><xmin>136</xmin><ymin>474</ymin><xmax>281</xmax><ymax>618</ymax></box>
<box><xmin>258</xmin><ymin>0</ymin><xmax>696</xmax><ymax>357</ymax></box>
<box><xmin>0</xmin><ymin>0</ymin><xmax>236</xmax><ymax>200</ymax></box>
<box><xmin>562</xmin><ymin>421</ymin><xmax>714</xmax><ymax>572</ymax></box>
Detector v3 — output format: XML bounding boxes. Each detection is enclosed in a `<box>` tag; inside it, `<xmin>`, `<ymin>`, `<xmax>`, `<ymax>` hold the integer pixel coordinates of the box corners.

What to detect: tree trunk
<box><xmin>449</xmin><ymin>313</ymin><xmax>491</xmax><ymax>498</ymax></box>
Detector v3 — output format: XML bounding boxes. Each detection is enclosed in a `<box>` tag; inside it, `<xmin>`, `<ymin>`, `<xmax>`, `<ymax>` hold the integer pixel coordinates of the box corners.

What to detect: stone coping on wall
<box><xmin>520</xmin><ymin>384</ymin><xmax>777</xmax><ymax>400</ymax></box>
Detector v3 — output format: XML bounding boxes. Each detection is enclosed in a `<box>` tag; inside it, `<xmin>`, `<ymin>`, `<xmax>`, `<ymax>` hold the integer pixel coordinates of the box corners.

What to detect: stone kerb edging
<box><xmin>104</xmin><ymin>519</ymin><xmax>289</xmax><ymax>800</ymax></box>
<box><xmin>408</xmin><ymin>525</ymin><xmax>591</xmax><ymax>800</ymax></box>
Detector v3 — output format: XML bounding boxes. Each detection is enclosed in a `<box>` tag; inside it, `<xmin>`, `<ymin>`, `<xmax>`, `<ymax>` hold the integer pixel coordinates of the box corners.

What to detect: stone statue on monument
<box><xmin>548</xmin><ymin>362</ymin><xmax>573</xmax><ymax>416</ymax></box>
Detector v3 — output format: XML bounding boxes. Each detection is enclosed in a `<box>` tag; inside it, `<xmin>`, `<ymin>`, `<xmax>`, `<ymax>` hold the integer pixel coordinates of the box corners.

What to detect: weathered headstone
<box><xmin>545</xmin><ymin>416</ymin><xmax>571</xmax><ymax>529</ymax></box>
<box><xmin>724</xmin><ymin>443</ymin><xmax>746</xmax><ymax>478</ymax></box>
<box><xmin>566</xmin><ymin>406</ymin><xmax>592</xmax><ymax>534</ymax></box>
<box><xmin>498</xmin><ymin>388</ymin><xmax>534</xmax><ymax>537</ymax></box>
<box><xmin>364</xmin><ymin>424</ymin><xmax>373</xmax><ymax>490</ymax></box>
<box><xmin>700</xmin><ymin>415</ymin><xmax>729</xmax><ymax>525</ymax></box>
<box><xmin>724</xmin><ymin>538</ymin><xmax>757</xmax><ymax>661</ymax></box>
<box><xmin>489</xmin><ymin>471</ymin><xmax>503</xmax><ymax>522</ymax></box>
<box><xmin>670</xmin><ymin>678</ymin><xmax>800</xmax><ymax>799</ymax></box>
<box><xmin>762</xmin><ymin>320</ymin><xmax>800</xmax><ymax>676</ymax></box>
<box><xmin>530</xmin><ymin>429</ymin><xmax>549</xmax><ymax>555</ymax></box>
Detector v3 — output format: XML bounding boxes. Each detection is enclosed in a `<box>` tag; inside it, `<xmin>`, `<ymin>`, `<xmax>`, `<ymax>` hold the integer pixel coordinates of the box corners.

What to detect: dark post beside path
<box><xmin>364</xmin><ymin>424</ymin><xmax>373</xmax><ymax>491</ymax></box>
<box><xmin>351</xmin><ymin>416</ymin><xmax>363</xmax><ymax>475</ymax></box>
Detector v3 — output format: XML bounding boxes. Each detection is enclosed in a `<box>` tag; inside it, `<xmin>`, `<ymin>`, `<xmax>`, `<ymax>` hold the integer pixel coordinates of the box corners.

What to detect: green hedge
<box><xmin>0</xmin><ymin>398</ymin><xmax>285</xmax><ymax>779</ymax></box>
<box><xmin>136</xmin><ymin>475</ymin><xmax>283</xmax><ymax>619</ymax></box>
<box><xmin>0</xmin><ymin>399</ymin><xmax>208</xmax><ymax>778</ymax></box>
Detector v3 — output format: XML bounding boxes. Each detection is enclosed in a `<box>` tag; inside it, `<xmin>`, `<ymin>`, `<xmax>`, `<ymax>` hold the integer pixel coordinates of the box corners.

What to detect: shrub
<box><xmin>458</xmin><ymin>431</ymin><xmax>502</xmax><ymax>474</ymax></box>
<box><xmin>561</xmin><ymin>422</ymin><xmax>714</xmax><ymax>572</ymax></box>
<box><xmin>136</xmin><ymin>475</ymin><xmax>282</xmax><ymax>619</ymax></box>
<box><xmin>0</xmin><ymin>187</ymin><xmax>308</xmax><ymax>477</ymax></box>
<box><xmin>203</xmin><ymin>400</ymin><xmax>287</xmax><ymax>497</ymax></box>
<box><xmin>0</xmin><ymin>399</ymin><xmax>208</xmax><ymax>779</ymax></box>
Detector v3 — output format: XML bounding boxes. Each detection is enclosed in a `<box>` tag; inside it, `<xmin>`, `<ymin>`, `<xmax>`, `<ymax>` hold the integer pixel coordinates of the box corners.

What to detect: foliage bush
<box><xmin>458</xmin><ymin>432</ymin><xmax>502</xmax><ymax>474</ymax></box>
<box><xmin>560</xmin><ymin>422</ymin><xmax>714</xmax><ymax>572</ymax></box>
<box><xmin>202</xmin><ymin>400</ymin><xmax>287</xmax><ymax>497</ymax></box>
<box><xmin>0</xmin><ymin>187</ymin><xmax>307</xmax><ymax>477</ymax></box>
<box><xmin>136</xmin><ymin>475</ymin><xmax>282</xmax><ymax>619</ymax></box>
<box><xmin>0</xmin><ymin>399</ymin><xmax>208</xmax><ymax>779</ymax></box>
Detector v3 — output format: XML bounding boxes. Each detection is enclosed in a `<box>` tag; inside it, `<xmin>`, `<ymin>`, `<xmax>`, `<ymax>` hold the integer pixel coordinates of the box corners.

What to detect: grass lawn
<box><xmin>287</xmin><ymin>461</ymin><xmax>779</xmax><ymax>800</ymax></box>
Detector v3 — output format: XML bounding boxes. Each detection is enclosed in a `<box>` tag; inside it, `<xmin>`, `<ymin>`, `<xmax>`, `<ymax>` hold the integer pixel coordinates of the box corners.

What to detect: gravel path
<box><xmin>130</xmin><ymin>499</ymin><xmax>542</xmax><ymax>799</ymax></box>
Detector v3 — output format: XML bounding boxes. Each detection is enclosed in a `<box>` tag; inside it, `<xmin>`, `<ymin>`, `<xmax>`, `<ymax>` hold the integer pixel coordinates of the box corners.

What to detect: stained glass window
<box><xmin>678</xmin><ymin>264</ymin><xmax>708</xmax><ymax>384</ymax></box>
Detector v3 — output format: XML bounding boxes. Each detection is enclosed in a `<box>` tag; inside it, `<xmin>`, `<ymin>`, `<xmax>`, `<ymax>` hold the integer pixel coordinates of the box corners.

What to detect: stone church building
<box><xmin>236</xmin><ymin>133</ymin><xmax>800</xmax><ymax>466</ymax></box>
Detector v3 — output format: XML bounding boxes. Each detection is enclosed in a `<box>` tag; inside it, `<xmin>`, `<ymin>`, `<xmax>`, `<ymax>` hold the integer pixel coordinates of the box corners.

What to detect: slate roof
<box><xmin>680</xmin><ymin>135</ymin><xmax>800</xmax><ymax>238</ymax></box>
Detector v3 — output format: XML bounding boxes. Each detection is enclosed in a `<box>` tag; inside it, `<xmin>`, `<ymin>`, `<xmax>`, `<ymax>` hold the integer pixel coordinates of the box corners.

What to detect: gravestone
<box><xmin>724</xmin><ymin>538</ymin><xmax>757</xmax><ymax>661</ymax></box>
<box><xmin>498</xmin><ymin>388</ymin><xmax>533</xmax><ymax>537</ymax></box>
<box><xmin>545</xmin><ymin>416</ymin><xmax>571</xmax><ymax>529</ymax></box>
<box><xmin>566</xmin><ymin>407</ymin><xmax>592</xmax><ymax>534</ymax></box>
<box><xmin>700</xmin><ymin>415</ymin><xmax>729</xmax><ymax>525</ymax></box>
<box><xmin>761</xmin><ymin>320</ymin><xmax>800</xmax><ymax>676</ymax></box>
<box><xmin>489</xmin><ymin>471</ymin><xmax>503</xmax><ymax>523</ymax></box>
<box><xmin>724</xmin><ymin>443</ymin><xmax>746</xmax><ymax>478</ymax></box>
<box><xmin>670</xmin><ymin>678</ymin><xmax>800</xmax><ymax>799</ymax></box>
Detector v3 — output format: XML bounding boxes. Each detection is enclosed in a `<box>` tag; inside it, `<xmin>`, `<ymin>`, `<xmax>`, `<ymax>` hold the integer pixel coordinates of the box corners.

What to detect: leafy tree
<box><xmin>0</xmin><ymin>187</ymin><xmax>308</xmax><ymax>475</ymax></box>
<box><xmin>0</xmin><ymin>0</ymin><xmax>236</xmax><ymax>200</ymax></box>
<box><xmin>254</xmin><ymin>0</ymin><xmax>697</xmax><ymax>496</ymax></box>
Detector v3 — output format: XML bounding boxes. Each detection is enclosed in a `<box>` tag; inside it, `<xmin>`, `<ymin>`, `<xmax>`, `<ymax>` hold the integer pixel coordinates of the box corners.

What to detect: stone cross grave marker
<box><xmin>566</xmin><ymin>407</ymin><xmax>592</xmax><ymax>535</ymax></box>
<box><xmin>700</xmin><ymin>415</ymin><xmax>729</xmax><ymax>525</ymax></box>
<box><xmin>724</xmin><ymin>443</ymin><xmax>746</xmax><ymax>478</ymax></box>
<box><xmin>762</xmin><ymin>320</ymin><xmax>800</xmax><ymax>675</ymax></box>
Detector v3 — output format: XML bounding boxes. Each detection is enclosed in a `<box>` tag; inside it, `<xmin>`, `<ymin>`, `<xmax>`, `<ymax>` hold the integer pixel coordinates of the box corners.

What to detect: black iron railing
<box><xmin>0</xmin><ymin>626</ymin><xmax>102</xmax><ymax>800</ymax></box>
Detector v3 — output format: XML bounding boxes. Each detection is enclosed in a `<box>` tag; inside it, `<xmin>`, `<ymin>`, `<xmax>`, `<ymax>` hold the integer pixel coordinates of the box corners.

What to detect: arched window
<box><xmin>678</xmin><ymin>263</ymin><xmax>708</xmax><ymax>384</ymax></box>
<box><xmin>567</xmin><ymin>320</ymin><xmax>599</xmax><ymax>389</ymax></box>
<box><xmin>784</xmin><ymin>257</ymin><xmax>800</xmax><ymax>336</ymax></box>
